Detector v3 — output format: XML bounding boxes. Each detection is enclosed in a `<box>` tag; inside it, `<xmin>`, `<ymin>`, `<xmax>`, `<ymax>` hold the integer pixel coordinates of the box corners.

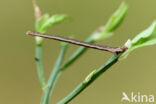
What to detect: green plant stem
<box><xmin>58</xmin><ymin>54</ymin><xmax>120</xmax><ymax>104</ymax></box>
<box><xmin>41</xmin><ymin>36</ymin><xmax>94</xmax><ymax>104</ymax></box>
<box><xmin>60</xmin><ymin>36</ymin><xmax>94</xmax><ymax>71</ymax></box>
<box><xmin>41</xmin><ymin>37</ymin><xmax>93</xmax><ymax>104</ymax></box>
<box><xmin>41</xmin><ymin>43</ymin><xmax>68</xmax><ymax>104</ymax></box>
<box><xmin>36</xmin><ymin>44</ymin><xmax>46</xmax><ymax>88</ymax></box>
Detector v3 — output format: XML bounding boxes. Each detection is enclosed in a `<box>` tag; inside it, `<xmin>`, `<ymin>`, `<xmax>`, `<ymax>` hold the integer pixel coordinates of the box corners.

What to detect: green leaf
<box><xmin>34</xmin><ymin>14</ymin><xmax>49</xmax><ymax>45</ymax></box>
<box><xmin>104</xmin><ymin>2</ymin><xmax>128</xmax><ymax>32</ymax></box>
<box><xmin>35</xmin><ymin>14</ymin><xmax>67</xmax><ymax>45</ymax></box>
<box><xmin>35</xmin><ymin>14</ymin><xmax>49</xmax><ymax>33</ymax></box>
<box><xmin>120</xmin><ymin>21</ymin><xmax>156</xmax><ymax>60</ymax></box>
<box><xmin>35</xmin><ymin>14</ymin><xmax>68</xmax><ymax>33</ymax></box>
<box><xmin>41</xmin><ymin>14</ymin><xmax>68</xmax><ymax>33</ymax></box>
<box><xmin>92</xmin><ymin>2</ymin><xmax>128</xmax><ymax>41</ymax></box>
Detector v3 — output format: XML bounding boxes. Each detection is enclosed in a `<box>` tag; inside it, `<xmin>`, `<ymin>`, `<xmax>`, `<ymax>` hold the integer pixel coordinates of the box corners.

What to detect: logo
<box><xmin>121</xmin><ymin>92</ymin><xmax>154</xmax><ymax>103</ymax></box>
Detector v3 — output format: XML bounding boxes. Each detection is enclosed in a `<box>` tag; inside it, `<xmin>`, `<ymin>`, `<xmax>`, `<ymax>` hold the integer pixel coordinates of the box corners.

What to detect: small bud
<box><xmin>83</xmin><ymin>69</ymin><xmax>97</xmax><ymax>84</ymax></box>
<box><xmin>33</xmin><ymin>0</ymin><xmax>41</xmax><ymax>20</ymax></box>
<box><xmin>124</xmin><ymin>39</ymin><xmax>131</xmax><ymax>49</ymax></box>
<box><xmin>35</xmin><ymin>36</ymin><xmax>43</xmax><ymax>45</ymax></box>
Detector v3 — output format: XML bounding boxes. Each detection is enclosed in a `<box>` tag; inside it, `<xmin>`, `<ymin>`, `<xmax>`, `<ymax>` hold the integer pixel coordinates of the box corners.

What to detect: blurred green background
<box><xmin>0</xmin><ymin>0</ymin><xmax>156</xmax><ymax>104</ymax></box>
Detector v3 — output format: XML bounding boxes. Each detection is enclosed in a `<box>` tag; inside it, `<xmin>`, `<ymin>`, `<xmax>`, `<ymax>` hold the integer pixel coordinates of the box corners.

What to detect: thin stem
<box><xmin>41</xmin><ymin>37</ymin><xmax>94</xmax><ymax>104</ymax></box>
<box><xmin>36</xmin><ymin>44</ymin><xmax>46</xmax><ymax>88</ymax></box>
<box><xmin>60</xmin><ymin>37</ymin><xmax>94</xmax><ymax>71</ymax></box>
<box><xmin>43</xmin><ymin>37</ymin><xmax>94</xmax><ymax>98</ymax></box>
<box><xmin>33</xmin><ymin>0</ymin><xmax>46</xmax><ymax>88</ymax></box>
<box><xmin>41</xmin><ymin>42</ymin><xmax>68</xmax><ymax>104</ymax></box>
<box><xmin>58</xmin><ymin>54</ymin><xmax>119</xmax><ymax>104</ymax></box>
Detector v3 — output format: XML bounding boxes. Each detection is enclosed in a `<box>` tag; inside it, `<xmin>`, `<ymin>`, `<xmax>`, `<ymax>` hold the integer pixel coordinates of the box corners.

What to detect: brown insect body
<box><xmin>26</xmin><ymin>31</ymin><xmax>124</xmax><ymax>53</ymax></box>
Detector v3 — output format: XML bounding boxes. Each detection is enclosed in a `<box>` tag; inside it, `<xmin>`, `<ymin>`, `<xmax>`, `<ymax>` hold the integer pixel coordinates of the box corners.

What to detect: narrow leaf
<box><xmin>35</xmin><ymin>14</ymin><xmax>49</xmax><ymax>33</ymax></box>
<box><xmin>41</xmin><ymin>14</ymin><xmax>68</xmax><ymax>32</ymax></box>
<box><xmin>92</xmin><ymin>2</ymin><xmax>128</xmax><ymax>41</ymax></box>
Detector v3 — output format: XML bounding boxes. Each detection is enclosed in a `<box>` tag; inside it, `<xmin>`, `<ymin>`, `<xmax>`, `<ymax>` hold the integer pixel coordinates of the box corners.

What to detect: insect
<box><xmin>26</xmin><ymin>31</ymin><xmax>124</xmax><ymax>53</ymax></box>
